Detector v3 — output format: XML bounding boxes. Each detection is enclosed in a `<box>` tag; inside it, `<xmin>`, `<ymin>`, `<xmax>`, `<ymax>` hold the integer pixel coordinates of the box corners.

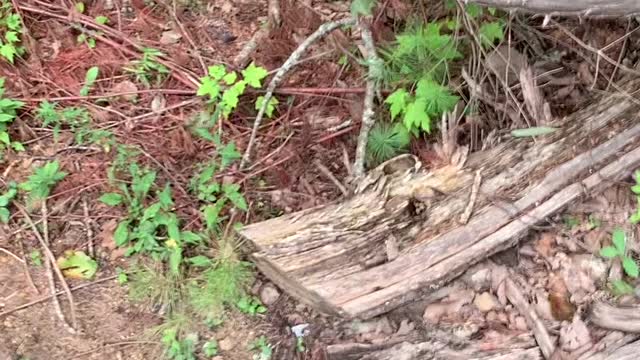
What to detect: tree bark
<box><xmin>465</xmin><ymin>0</ymin><xmax>640</xmax><ymax>16</ymax></box>
<box><xmin>238</xmin><ymin>77</ymin><xmax>640</xmax><ymax>319</ymax></box>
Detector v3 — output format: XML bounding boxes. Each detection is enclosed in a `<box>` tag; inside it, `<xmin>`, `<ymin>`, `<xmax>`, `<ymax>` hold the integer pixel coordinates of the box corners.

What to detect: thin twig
<box><xmin>460</xmin><ymin>169</ymin><xmax>482</xmax><ymax>224</ymax></box>
<box><xmin>18</xmin><ymin>239</ymin><xmax>39</xmax><ymax>295</ymax></box>
<box><xmin>0</xmin><ymin>275</ymin><xmax>117</xmax><ymax>318</ymax></box>
<box><xmin>239</xmin><ymin>17</ymin><xmax>356</xmax><ymax>169</ymax></box>
<box><xmin>0</xmin><ymin>247</ymin><xmax>24</xmax><ymax>264</ymax></box>
<box><xmin>15</xmin><ymin>204</ymin><xmax>78</xmax><ymax>333</ymax></box>
<box><xmin>352</xmin><ymin>18</ymin><xmax>381</xmax><ymax>177</ymax></box>
<box><xmin>314</xmin><ymin>159</ymin><xmax>349</xmax><ymax>196</ymax></box>
<box><xmin>81</xmin><ymin>199</ymin><xmax>94</xmax><ymax>257</ymax></box>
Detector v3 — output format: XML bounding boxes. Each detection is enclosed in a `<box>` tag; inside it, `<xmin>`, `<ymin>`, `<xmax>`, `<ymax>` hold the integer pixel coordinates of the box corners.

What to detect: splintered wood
<box><xmin>238</xmin><ymin>77</ymin><xmax>640</xmax><ymax>320</ymax></box>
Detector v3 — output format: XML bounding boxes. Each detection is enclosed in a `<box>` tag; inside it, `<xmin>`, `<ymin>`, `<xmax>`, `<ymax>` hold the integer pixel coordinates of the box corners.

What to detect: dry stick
<box><xmin>0</xmin><ymin>247</ymin><xmax>24</xmax><ymax>264</ymax></box>
<box><xmin>233</xmin><ymin>0</ymin><xmax>282</xmax><ymax>68</ymax></box>
<box><xmin>239</xmin><ymin>17</ymin><xmax>356</xmax><ymax>170</ymax></box>
<box><xmin>15</xmin><ymin>204</ymin><xmax>78</xmax><ymax>333</ymax></box>
<box><xmin>464</xmin><ymin>0</ymin><xmax>640</xmax><ymax>16</ymax></box>
<box><xmin>314</xmin><ymin>159</ymin><xmax>349</xmax><ymax>196</ymax></box>
<box><xmin>352</xmin><ymin>19</ymin><xmax>381</xmax><ymax>178</ymax></box>
<box><xmin>81</xmin><ymin>199</ymin><xmax>94</xmax><ymax>258</ymax></box>
<box><xmin>17</xmin><ymin>239</ymin><xmax>39</xmax><ymax>295</ymax></box>
<box><xmin>0</xmin><ymin>275</ymin><xmax>117</xmax><ymax>318</ymax></box>
<box><xmin>505</xmin><ymin>278</ymin><xmax>555</xmax><ymax>359</ymax></box>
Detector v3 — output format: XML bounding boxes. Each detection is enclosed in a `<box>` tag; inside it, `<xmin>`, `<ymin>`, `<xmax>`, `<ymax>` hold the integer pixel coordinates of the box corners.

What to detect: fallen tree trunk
<box><xmin>465</xmin><ymin>0</ymin><xmax>640</xmax><ymax>16</ymax></box>
<box><xmin>238</xmin><ymin>77</ymin><xmax>640</xmax><ymax>319</ymax></box>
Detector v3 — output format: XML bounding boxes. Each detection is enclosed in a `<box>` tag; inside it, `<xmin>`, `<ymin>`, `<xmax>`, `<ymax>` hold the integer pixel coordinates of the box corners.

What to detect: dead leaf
<box><xmin>560</xmin><ymin>316</ymin><xmax>591</xmax><ymax>352</ymax></box>
<box><xmin>110</xmin><ymin>80</ymin><xmax>138</xmax><ymax>101</ymax></box>
<box><xmin>548</xmin><ymin>272</ymin><xmax>576</xmax><ymax>321</ymax></box>
<box><xmin>474</xmin><ymin>292</ymin><xmax>499</xmax><ymax>313</ymax></box>
<box><xmin>423</xmin><ymin>289</ymin><xmax>474</xmax><ymax>323</ymax></box>
<box><xmin>485</xmin><ymin>45</ymin><xmax>528</xmax><ymax>86</ymax></box>
<box><xmin>535</xmin><ymin>232</ymin><xmax>556</xmax><ymax>258</ymax></box>
<box><xmin>99</xmin><ymin>219</ymin><xmax>118</xmax><ymax>250</ymax></box>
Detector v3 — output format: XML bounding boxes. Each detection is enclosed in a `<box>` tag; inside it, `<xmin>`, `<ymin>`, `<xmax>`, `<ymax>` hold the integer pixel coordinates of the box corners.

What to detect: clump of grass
<box><xmin>366</xmin><ymin>122</ymin><xmax>411</xmax><ymax>166</ymax></box>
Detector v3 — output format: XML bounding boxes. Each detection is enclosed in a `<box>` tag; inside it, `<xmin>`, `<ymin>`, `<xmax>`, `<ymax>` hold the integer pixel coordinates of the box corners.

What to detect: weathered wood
<box><xmin>466</xmin><ymin>0</ymin><xmax>640</xmax><ymax>16</ymax></box>
<box><xmin>239</xmin><ymin>77</ymin><xmax>640</xmax><ymax>319</ymax></box>
<box><xmin>590</xmin><ymin>302</ymin><xmax>640</xmax><ymax>333</ymax></box>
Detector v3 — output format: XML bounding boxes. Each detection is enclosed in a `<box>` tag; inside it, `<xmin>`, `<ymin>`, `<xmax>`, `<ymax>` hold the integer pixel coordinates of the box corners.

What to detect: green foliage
<box><xmin>0</xmin><ymin>181</ymin><xmax>16</xmax><ymax>223</ymax></box>
<box><xmin>57</xmin><ymin>250</ymin><xmax>98</xmax><ymax>279</ymax></box>
<box><xmin>600</xmin><ymin>229</ymin><xmax>639</xmax><ymax>279</ymax></box>
<box><xmin>250</xmin><ymin>336</ymin><xmax>273</xmax><ymax>360</ymax></box>
<box><xmin>80</xmin><ymin>66</ymin><xmax>99</xmax><ymax>96</ymax></box>
<box><xmin>19</xmin><ymin>161</ymin><xmax>67</xmax><ymax>207</ymax></box>
<box><xmin>629</xmin><ymin>170</ymin><xmax>640</xmax><ymax>224</ymax></box>
<box><xmin>36</xmin><ymin>101</ymin><xmax>90</xmax><ymax>141</ymax></box>
<box><xmin>366</xmin><ymin>122</ymin><xmax>410</xmax><ymax>165</ymax></box>
<box><xmin>161</xmin><ymin>328</ymin><xmax>197</xmax><ymax>360</ymax></box>
<box><xmin>197</xmin><ymin>62</ymin><xmax>271</xmax><ymax>123</ymax></box>
<box><xmin>29</xmin><ymin>249</ymin><xmax>42</xmax><ymax>267</ymax></box>
<box><xmin>115</xmin><ymin>266</ymin><xmax>128</xmax><ymax>284</ymax></box>
<box><xmin>351</xmin><ymin>0</ymin><xmax>376</xmax><ymax>16</ymax></box>
<box><xmin>0</xmin><ymin>77</ymin><xmax>25</xmax><ymax>154</ymax></box>
<box><xmin>609</xmin><ymin>279</ymin><xmax>635</xmax><ymax>296</ymax></box>
<box><xmin>0</xmin><ymin>1</ymin><xmax>25</xmax><ymax>63</ymax></box>
<box><xmin>202</xmin><ymin>340</ymin><xmax>219</xmax><ymax>356</ymax></box>
<box><xmin>125</xmin><ymin>48</ymin><xmax>170</xmax><ymax>87</ymax></box>
<box><xmin>479</xmin><ymin>20</ymin><xmax>505</xmax><ymax>48</ymax></box>
<box><xmin>236</xmin><ymin>296</ymin><xmax>267</xmax><ymax>316</ymax></box>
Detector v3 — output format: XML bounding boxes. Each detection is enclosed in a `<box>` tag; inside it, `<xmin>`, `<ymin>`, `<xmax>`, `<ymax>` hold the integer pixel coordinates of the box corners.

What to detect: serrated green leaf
<box><xmin>197</xmin><ymin>77</ymin><xmax>221</xmax><ymax>99</ymax></box>
<box><xmin>255</xmin><ymin>96</ymin><xmax>279</xmax><ymax>118</ymax></box>
<box><xmin>600</xmin><ymin>246</ymin><xmax>619</xmax><ymax>259</ymax></box>
<box><xmin>99</xmin><ymin>192</ymin><xmax>124</xmax><ymax>206</ymax></box>
<box><xmin>223</xmin><ymin>183</ymin><xmax>247</xmax><ymax>211</ymax></box>
<box><xmin>612</xmin><ymin>229</ymin><xmax>626</xmax><ymax>253</ymax></box>
<box><xmin>415</xmin><ymin>78</ymin><xmax>459</xmax><ymax>116</ymax></box>
<box><xmin>242</xmin><ymin>62</ymin><xmax>268</xmax><ymax>88</ymax></box>
<box><xmin>631</xmin><ymin>184</ymin><xmax>640</xmax><ymax>194</ymax></box>
<box><xmin>222</xmin><ymin>71</ymin><xmax>237</xmax><ymax>85</ymax></box>
<box><xmin>385</xmin><ymin>89</ymin><xmax>409</xmax><ymax>120</ymax></box>
<box><xmin>623</xmin><ymin>256</ymin><xmax>639</xmax><ymax>278</ymax></box>
<box><xmin>220</xmin><ymin>141</ymin><xmax>241</xmax><ymax>168</ymax></box>
<box><xmin>479</xmin><ymin>21</ymin><xmax>505</xmax><ymax>48</ymax></box>
<box><xmin>0</xmin><ymin>44</ymin><xmax>17</xmax><ymax>63</ymax></box>
<box><xmin>114</xmin><ymin>221</ymin><xmax>130</xmax><ymax>246</ymax></box>
<box><xmin>0</xmin><ymin>132</ymin><xmax>10</xmax><ymax>145</ymax></box>
<box><xmin>6</xmin><ymin>14</ymin><xmax>21</xmax><ymax>31</ymax></box>
<box><xmin>465</xmin><ymin>3</ymin><xmax>483</xmax><ymax>17</ymax></box>
<box><xmin>208</xmin><ymin>65</ymin><xmax>226</xmax><ymax>80</ymax></box>
<box><xmin>57</xmin><ymin>250</ymin><xmax>98</xmax><ymax>279</ymax></box>
<box><xmin>403</xmin><ymin>99</ymin><xmax>429</xmax><ymax>132</ymax></box>
<box><xmin>5</xmin><ymin>31</ymin><xmax>19</xmax><ymax>43</ymax></box>
<box><xmin>351</xmin><ymin>0</ymin><xmax>377</xmax><ymax>16</ymax></box>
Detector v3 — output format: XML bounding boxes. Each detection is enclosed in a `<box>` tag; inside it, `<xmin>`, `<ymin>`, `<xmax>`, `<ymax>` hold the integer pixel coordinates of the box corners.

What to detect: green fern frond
<box><xmin>366</xmin><ymin>122</ymin><xmax>411</xmax><ymax>166</ymax></box>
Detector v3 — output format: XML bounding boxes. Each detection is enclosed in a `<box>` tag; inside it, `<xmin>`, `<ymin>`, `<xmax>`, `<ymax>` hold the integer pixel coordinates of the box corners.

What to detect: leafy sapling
<box><xmin>236</xmin><ymin>295</ymin><xmax>267</xmax><ymax>316</ymax></box>
<box><xmin>80</xmin><ymin>66</ymin><xmax>100</xmax><ymax>96</ymax></box>
<box><xmin>125</xmin><ymin>47</ymin><xmax>170</xmax><ymax>87</ymax></box>
<box><xmin>0</xmin><ymin>181</ymin><xmax>16</xmax><ymax>223</ymax></box>
<box><xmin>19</xmin><ymin>161</ymin><xmax>67</xmax><ymax>208</ymax></box>
<box><xmin>600</xmin><ymin>229</ymin><xmax>639</xmax><ymax>279</ymax></box>
<box><xmin>0</xmin><ymin>77</ymin><xmax>25</xmax><ymax>153</ymax></box>
<box><xmin>250</xmin><ymin>336</ymin><xmax>273</xmax><ymax>360</ymax></box>
<box><xmin>0</xmin><ymin>1</ymin><xmax>25</xmax><ymax>63</ymax></box>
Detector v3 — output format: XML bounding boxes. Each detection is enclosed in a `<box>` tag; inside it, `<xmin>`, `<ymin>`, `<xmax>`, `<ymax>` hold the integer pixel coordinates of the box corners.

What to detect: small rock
<box><xmin>219</xmin><ymin>337</ymin><xmax>235</xmax><ymax>351</ymax></box>
<box><xmin>259</xmin><ymin>283</ymin><xmax>281</xmax><ymax>306</ymax></box>
<box><xmin>474</xmin><ymin>292</ymin><xmax>498</xmax><ymax>313</ymax></box>
<box><xmin>160</xmin><ymin>30</ymin><xmax>182</xmax><ymax>45</ymax></box>
<box><xmin>291</xmin><ymin>323</ymin><xmax>309</xmax><ymax>337</ymax></box>
<box><xmin>110</xmin><ymin>80</ymin><xmax>138</xmax><ymax>101</ymax></box>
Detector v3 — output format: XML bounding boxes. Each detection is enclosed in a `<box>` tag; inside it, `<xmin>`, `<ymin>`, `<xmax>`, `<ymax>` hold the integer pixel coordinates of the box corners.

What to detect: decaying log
<box><xmin>465</xmin><ymin>0</ymin><xmax>640</xmax><ymax>16</ymax></box>
<box><xmin>590</xmin><ymin>302</ymin><xmax>640</xmax><ymax>333</ymax></box>
<box><xmin>239</xmin><ymin>77</ymin><xmax>640</xmax><ymax>319</ymax></box>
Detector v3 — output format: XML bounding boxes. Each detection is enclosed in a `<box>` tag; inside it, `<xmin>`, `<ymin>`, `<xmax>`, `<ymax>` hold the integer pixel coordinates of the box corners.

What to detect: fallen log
<box><xmin>238</xmin><ymin>77</ymin><xmax>640</xmax><ymax>319</ymax></box>
<box><xmin>465</xmin><ymin>0</ymin><xmax>640</xmax><ymax>16</ymax></box>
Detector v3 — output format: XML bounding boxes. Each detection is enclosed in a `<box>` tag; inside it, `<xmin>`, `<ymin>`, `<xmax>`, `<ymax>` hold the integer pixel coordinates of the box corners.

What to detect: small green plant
<box><xmin>36</xmin><ymin>101</ymin><xmax>90</xmax><ymax>140</ymax></box>
<box><xmin>629</xmin><ymin>170</ymin><xmax>640</xmax><ymax>224</ymax></box>
<box><xmin>236</xmin><ymin>295</ymin><xmax>267</xmax><ymax>316</ymax></box>
<box><xmin>115</xmin><ymin>266</ymin><xmax>128</xmax><ymax>284</ymax></box>
<box><xmin>124</xmin><ymin>47</ymin><xmax>170</xmax><ymax>87</ymax></box>
<box><xmin>80</xmin><ymin>66</ymin><xmax>99</xmax><ymax>96</ymax></box>
<box><xmin>366</xmin><ymin>122</ymin><xmax>410</xmax><ymax>165</ymax></box>
<box><xmin>202</xmin><ymin>340</ymin><xmax>219</xmax><ymax>357</ymax></box>
<box><xmin>0</xmin><ymin>77</ymin><xmax>25</xmax><ymax>153</ymax></box>
<box><xmin>76</xmin><ymin>12</ymin><xmax>108</xmax><ymax>49</ymax></box>
<box><xmin>197</xmin><ymin>62</ymin><xmax>269</xmax><ymax>120</ymax></box>
<box><xmin>0</xmin><ymin>181</ymin><xmax>16</xmax><ymax>223</ymax></box>
<box><xmin>296</xmin><ymin>337</ymin><xmax>305</xmax><ymax>353</ymax></box>
<box><xmin>600</xmin><ymin>229</ymin><xmax>639</xmax><ymax>278</ymax></box>
<box><xmin>0</xmin><ymin>1</ymin><xmax>25</xmax><ymax>63</ymax></box>
<box><xmin>19</xmin><ymin>161</ymin><xmax>67</xmax><ymax>207</ymax></box>
<box><xmin>161</xmin><ymin>328</ymin><xmax>197</xmax><ymax>360</ymax></box>
<box><xmin>29</xmin><ymin>249</ymin><xmax>42</xmax><ymax>267</ymax></box>
<box><xmin>250</xmin><ymin>336</ymin><xmax>273</xmax><ymax>360</ymax></box>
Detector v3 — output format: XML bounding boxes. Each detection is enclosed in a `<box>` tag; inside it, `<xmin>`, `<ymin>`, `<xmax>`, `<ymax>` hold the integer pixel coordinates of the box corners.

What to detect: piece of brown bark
<box><xmin>465</xmin><ymin>0</ymin><xmax>640</xmax><ymax>16</ymax></box>
<box><xmin>239</xmin><ymin>77</ymin><xmax>640</xmax><ymax>319</ymax></box>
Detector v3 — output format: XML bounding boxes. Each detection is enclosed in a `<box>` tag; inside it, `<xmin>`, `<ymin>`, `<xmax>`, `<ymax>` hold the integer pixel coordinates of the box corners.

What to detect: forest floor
<box><xmin>1</xmin><ymin>1</ymin><xmax>640</xmax><ymax>360</ymax></box>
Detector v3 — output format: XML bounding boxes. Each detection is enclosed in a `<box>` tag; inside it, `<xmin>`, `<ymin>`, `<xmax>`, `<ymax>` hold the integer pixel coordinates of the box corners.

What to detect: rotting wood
<box><xmin>465</xmin><ymin>0</ymin><xmax>640</xmax><ymax>16</ymax></box>
<box><xmin>590</xmin><ymin>302</ymin><xmax>640</xmax><ymax>333</ymax></box>
<box><xmin>238</xmin><ymin>77</ymin><xmax>640</xmax><ymax>319</ymax></box>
